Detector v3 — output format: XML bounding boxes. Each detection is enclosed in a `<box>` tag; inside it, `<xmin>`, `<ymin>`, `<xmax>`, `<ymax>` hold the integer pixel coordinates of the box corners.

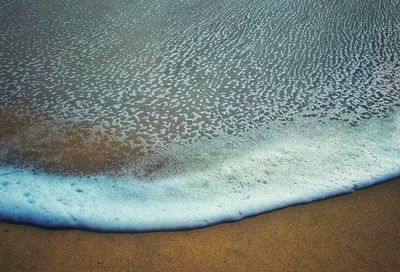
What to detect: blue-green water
<box><xmin>0</xmin><ymin>0</ymin><xmax>399</xmax><ymax>231</ymax></box>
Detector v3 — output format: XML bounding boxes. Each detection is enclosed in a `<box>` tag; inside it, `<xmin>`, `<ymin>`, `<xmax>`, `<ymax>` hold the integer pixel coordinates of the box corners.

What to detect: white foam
<box><xmin>1</xmin><ymin>113</ymin><xmax>399</xmax><ymax>231</ymax></box>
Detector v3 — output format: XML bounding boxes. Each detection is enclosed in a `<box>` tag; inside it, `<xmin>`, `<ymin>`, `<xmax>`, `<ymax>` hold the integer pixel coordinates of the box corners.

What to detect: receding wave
<box><xmin>0</xmin><ymin>0</ymin><xmax>399</xmax><ymax>231</ymax></box>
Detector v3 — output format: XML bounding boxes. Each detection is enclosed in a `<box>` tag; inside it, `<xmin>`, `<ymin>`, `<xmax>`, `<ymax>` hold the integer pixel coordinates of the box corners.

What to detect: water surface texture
<box><xmin>0</xmin><ymin>0</ymin><xmax>399</xmax><ymax>231</ymax></box>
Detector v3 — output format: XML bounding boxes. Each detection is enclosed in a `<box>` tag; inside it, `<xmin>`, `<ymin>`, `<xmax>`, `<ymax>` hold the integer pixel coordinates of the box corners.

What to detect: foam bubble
<box><xmin>0</xmin><ymin>114</ymin><xmax>399</xmax><ymax>231</ymax></box>
<box><xmin>1</xmin><ymin>0</ymin><xmax>399</xmax><ymax>144</ymax></box>
<box><xmin>0</xmin><ymin>0</ymin><xmax>399</xmax><ymax>231</ymax></box>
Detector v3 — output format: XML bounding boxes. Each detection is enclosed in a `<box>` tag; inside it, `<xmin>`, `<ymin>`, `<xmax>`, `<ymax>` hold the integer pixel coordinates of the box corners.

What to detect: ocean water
<box><xmin>0</xmin><ymin>0</ymin><xmax>399</xmax><ymax>231</ymax></box>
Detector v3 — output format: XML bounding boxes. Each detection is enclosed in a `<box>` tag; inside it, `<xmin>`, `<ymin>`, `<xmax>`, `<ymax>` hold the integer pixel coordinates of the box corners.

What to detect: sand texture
<box><xmin>1</xmin><ymin>178</ymin><xmax>399</xmax><ymax>272</ymax></box>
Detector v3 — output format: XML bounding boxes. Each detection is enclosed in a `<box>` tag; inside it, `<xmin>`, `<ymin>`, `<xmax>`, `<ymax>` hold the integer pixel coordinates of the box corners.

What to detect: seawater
<box><xmin>0</xmin><ymin>0</ymin><xmax>399</xmax><ymax>231</ymax></box>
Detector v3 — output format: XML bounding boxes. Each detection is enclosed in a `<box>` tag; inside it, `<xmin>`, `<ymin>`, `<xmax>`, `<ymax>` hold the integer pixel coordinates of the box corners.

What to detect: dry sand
<box><xmin>0</xmin><ymin>177</ymin><xmax>399</xmax><ymax>272</ymax></box>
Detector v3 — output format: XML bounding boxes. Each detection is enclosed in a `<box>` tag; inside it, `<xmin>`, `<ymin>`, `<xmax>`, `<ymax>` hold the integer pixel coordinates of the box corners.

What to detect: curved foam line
<box><xmin>1</xmin><ymin>114</ymin><xmax>399</xmax><ymax>232</ymax></box>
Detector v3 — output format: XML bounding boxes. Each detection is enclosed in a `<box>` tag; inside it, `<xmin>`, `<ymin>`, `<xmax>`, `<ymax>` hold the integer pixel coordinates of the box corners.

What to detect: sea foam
<box><xmin>1</xmin><ymin>0</ymin><xmax>400</xmax><ymax>231</ymax></box>
<box><xmin>1</xmin><ymin>114</ymin><xmax>399</xmax><ymax>231</ymax></box>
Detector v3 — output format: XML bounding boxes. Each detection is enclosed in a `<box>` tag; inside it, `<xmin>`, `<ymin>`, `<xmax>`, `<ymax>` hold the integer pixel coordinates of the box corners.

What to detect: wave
<box><xmin>1</xmin><ymin>114</ymin><xmax>399</xmax><ymax>231</ymax></box>
<box><xmin>1</xmin><ymin>0</ymin><xmax>400</xmax><ymax>231</ymax></box>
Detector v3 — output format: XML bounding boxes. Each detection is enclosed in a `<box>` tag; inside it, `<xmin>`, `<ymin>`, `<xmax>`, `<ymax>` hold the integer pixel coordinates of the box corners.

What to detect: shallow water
<box><xmin>0</xmin><ymin>0</ymin><xmax>399</xmax><ymax>231</ymax></box>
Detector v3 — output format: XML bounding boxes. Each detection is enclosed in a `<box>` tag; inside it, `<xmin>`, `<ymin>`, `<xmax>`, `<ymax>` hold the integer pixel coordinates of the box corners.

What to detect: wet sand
<box><xmin>0</xmin><ymin>177</ymin><xmax>399</xmax><ymax>272</ymax></box>
<box><xmin>0</xmin><ymin>109</ymin><xmax>165</xmax><ymax>177</ymax></box>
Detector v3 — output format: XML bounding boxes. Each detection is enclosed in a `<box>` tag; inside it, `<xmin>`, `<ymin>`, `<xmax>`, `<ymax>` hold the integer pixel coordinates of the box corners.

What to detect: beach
<box><xmin>1</xmin><ymin>177</ymin><xmax>399</xmax><ymax>271</ymax></box>
<box><xmin>1</xmin><ymin>0</ymin><xmax>400</xmax><ymax>270</ymax></box>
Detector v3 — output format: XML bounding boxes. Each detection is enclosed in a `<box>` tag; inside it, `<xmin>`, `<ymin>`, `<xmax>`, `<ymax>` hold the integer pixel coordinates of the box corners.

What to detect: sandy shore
<box><xmin>1</xmin><ymin>177</ymin><xmax>399</xmax><ymax>271</ymax></box>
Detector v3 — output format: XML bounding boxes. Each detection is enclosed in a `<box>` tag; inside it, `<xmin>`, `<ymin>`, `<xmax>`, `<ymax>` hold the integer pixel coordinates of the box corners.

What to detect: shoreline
<box><xmin>1</xmin><ymin>177</ymin><xmax>399</xmax><ymax>271</ymax></box>
<box><xmin>1</xmin><ymin>111</ymin><xmax>399</xmax><ymax>232</ymax></box>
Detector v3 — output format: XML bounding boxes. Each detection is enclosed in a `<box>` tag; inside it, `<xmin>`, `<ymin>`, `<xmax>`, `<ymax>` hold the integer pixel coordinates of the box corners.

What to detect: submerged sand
<box><xmin>0</xmin><ymin>108</ymin><xmax>166</xmax><ymax>177</ymax></box>
<box><xmin>1</xmin><ymin>177</ymin><xmax>399</xmax><ymax>271</ymax></box>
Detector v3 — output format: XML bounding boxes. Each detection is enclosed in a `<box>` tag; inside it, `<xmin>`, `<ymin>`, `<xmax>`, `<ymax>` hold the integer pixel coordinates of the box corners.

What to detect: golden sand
<box><xmin>0</xmin><ymin>178</ymin><xmax>399</xmax><ymax>271</ymax></box>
